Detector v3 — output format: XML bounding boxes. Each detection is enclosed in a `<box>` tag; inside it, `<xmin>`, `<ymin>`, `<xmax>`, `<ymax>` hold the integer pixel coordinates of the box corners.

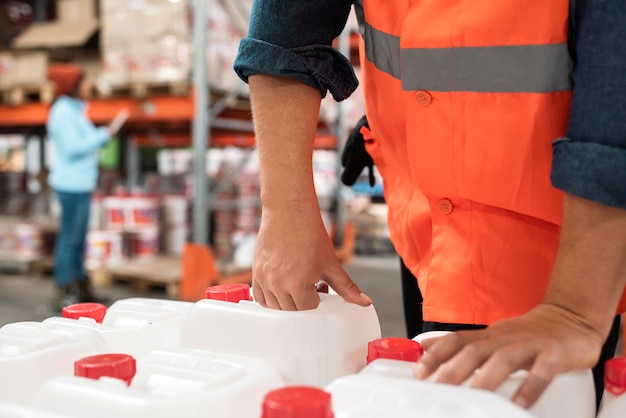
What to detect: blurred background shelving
<box><xmin>0</xmin><ymin>0</ymin><xmax>392</xmax><ymax>296</ymax></box>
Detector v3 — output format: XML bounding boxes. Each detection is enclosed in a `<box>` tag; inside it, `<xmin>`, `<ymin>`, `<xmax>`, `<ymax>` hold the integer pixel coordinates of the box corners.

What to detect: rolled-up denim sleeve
<box><xmin>551</xmin><ymin>0</ymin><xmax>626</xmax><ymax>209</ymax></box>
<box><xmin>234</xmin><ymin>0</ymin><xmax>358</xmax><ymax>101</ymax></box>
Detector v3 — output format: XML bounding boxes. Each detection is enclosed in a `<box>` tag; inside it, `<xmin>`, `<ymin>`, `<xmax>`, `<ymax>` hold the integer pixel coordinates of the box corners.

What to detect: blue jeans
<box><xmin>54</xmin><ymin>191</ymin><xmax>91</xmax><ymax>286</ymax></box>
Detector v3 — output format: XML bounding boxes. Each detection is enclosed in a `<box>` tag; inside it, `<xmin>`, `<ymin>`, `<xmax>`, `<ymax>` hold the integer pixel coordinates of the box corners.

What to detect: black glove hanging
<box><xmin>340</xmin><ymin>115</ymin><xmax>376</xmax><ymax>187</ymax></box>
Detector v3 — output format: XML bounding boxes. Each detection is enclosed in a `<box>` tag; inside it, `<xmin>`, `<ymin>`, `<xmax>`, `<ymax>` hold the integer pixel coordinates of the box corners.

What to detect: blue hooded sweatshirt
<box><xmin>47</xmin><ymin>95</ymin><xmax>110</xmax><ymax>192</ymax></box>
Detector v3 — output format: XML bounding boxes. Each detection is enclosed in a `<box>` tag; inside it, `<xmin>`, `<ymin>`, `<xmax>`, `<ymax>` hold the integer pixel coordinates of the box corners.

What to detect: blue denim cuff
<box><xmin>234</xmin><ymin>37</ymin><xmax>358</xmax><ymax>101</ymax></box>
<box><xmin>551</xmin><ymin>137</ymin><xmax>626</xmax><ymax>209</ymax></box>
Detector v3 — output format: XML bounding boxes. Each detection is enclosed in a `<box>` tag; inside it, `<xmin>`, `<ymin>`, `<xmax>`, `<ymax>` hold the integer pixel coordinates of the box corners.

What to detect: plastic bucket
<box><xmin>127</xmin><ymin>227</ymin><xmax>160</xmax><ymax>261</ymax></box>
<box><xmin>126</xmin><ymin>197</ymin><xmax>160</xmax><ymax>230</ymax></box>
<box><xmin>85</xmin><ymin>229</ymin><xmax>124</xmax><ymax>270</ymax></box>
<box><xmin>102</xmin><ymin>197</ymin><xmax>127</xmax><ymax>230</ymax></box>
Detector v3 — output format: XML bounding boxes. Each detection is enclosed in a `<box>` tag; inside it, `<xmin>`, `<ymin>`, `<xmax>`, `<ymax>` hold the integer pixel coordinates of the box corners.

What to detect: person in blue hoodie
<box><xmin>46</xmin><ymin>64</ymin><xmax>118</xmax><ymax>311</ymax></box>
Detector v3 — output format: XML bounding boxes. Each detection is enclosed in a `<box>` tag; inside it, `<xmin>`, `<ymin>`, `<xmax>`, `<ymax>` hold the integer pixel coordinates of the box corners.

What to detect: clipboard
<box><xmin>109</xmin><ymin>108</ymin><xmax>129</xmax><ymax>135</ymax></box>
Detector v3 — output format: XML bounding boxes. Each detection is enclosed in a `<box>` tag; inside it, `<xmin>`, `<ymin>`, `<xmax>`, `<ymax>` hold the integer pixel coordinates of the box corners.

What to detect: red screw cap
<box><xmin>75</xmin><ymin>354</ymin><xmax>136</xmax><ymax>385</ymax></box>
<box><xmin>205</xmin><ymin>283</ymin><xmax>252</xmax><ymax>303</ymax></box>
<box><xmin>605</xmin><ymin>357</ymin><xmax>626</xmax><ymax>396</ymax></box>
<box><xmin>366</xmin><ymin>338</ymin><xmax>424</xmax><ymax>364</ymax></box>
<box><xmin>262</xmin><ymin>386</ymin><xmax>333</xmax><ymax>418</ymax></box>
<box><xmin>62</xmin><ymin>303</ymin><xmax>107</xmax><ymax>323</ymax></box>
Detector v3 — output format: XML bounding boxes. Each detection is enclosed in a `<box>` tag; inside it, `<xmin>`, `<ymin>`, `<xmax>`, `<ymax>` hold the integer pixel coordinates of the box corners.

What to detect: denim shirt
<box><xmin>234</xmin><ymin>0</ymin><xmax>626</xmax><ymax>209</ymax></box>
<box><xmin>234</xmin><ymin>0</ymin><xmax>356</xmax><ymax>100</ymax></box>
<box><xmin>551</xmin><ymin>0</ymin><xmax>626</xmax><ymax>209</ymax></box>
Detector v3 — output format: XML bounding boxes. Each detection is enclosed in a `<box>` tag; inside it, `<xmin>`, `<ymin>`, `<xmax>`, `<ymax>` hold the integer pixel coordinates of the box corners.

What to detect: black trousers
<box><xmin>400</xmin><ymin>258</ymin><xmax>621</xmax><ymax>409</ymax></box>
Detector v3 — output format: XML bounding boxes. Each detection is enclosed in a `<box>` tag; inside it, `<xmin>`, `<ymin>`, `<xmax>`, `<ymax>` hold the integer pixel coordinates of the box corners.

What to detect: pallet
<box><xmin>90</xmin><ymin>256</ymin><xmax>181</xmax><ymax>298</ymax></box>
<box><xmin>97</xmin><ymin>80</ymin><xmax>189</xmax><ymax>99</ymax></box>
<box><xmin>32</xmin><ymin>256</ymin><xmax>55</xmax><ymax>276</ymax></box>
<box><xmin>2</xmin><ymin>82</ymin><xmax>54</xmax><ymax>106</ymax></box>
<box><xmin>90</xmin><ymin>255</ymin><xmax>253</xmax><ymax>300</ymax></box>
<box><xmin>0</xmin><ymin>255</ymin><xmax>38</xmax><ymax>275</ymax></box>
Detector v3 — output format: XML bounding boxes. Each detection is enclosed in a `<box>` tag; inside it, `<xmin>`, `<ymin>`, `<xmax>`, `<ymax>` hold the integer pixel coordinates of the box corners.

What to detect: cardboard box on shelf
<box><xmin>0</xmin><ymin>51</ymin><xmax>48</xmax><ymax>88</ymax></box>
<box><xmin>0</xmin><ymin>52</ymin><xmax>12</xmax><ymax>90</ymax></box>
<box><xmin>12</xmin><ymin>0</ymin><xmax>98</xmax><ymax>50</ymax></box>
<box><xmin>99</xmin><ymin>43</ymin><xmax>130</xmax><ymax>78</ymax></box>
<box><xmin>100</xmin><ymin>1</ymin><xmax>189</xmax><ymax>46</ymax></box>
<box><xmin>57</xmin><ymin>0</ymin><xmax>97</xmax><ymax>23</ymax></box>
<box><xmin>128</xmin><ymin>37</ymin><xmax>191</xmax><ymax>85</ymax></box>
<box><xmin>100</xmin><ymin>0</ymin><xmax>174</xmax><ymax>16</ymax></box>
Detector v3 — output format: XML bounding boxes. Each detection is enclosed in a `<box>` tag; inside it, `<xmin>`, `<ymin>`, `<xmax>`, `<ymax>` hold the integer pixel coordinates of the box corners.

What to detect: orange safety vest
<box><xmin>356</xmin><ymin>0</ymin><xmax>626</xmax><ymax>324</ymax></box>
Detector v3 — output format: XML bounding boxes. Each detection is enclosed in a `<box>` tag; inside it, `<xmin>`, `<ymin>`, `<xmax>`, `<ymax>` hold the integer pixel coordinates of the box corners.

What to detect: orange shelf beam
<box><xmin>0</xmin><ymin>95</ymin><xmax>195</xmax><ymax>127</ymax></box>
<box><xmin>0</xmin><ymin>102</ymin><xmax>50</xmax><ymax>126</ymax></box>
<box><xmin>132</xmin><ymin>131</ymin><xmax>337</xmax><ymax>149</ymax></box>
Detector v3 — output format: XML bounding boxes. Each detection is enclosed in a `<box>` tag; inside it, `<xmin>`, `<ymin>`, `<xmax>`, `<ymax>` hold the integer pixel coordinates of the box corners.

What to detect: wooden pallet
<box><xmin>0</xmin><ymin>255</ymin><xmax>38</xmax><ymax>275</ymax></box>
<box><xmin>1</xmin><ymin>82</ymin><xmax>54</xmax><ymax>106</ymax></box>
<box><xmin>89</xmin><ymin>255</ymin><xmax>252</xmax><ymax>299</ymax></box>
<box><xmin>32</xmin><ymin>256</ymin><xmax>55</xmax><ymax>276</ymax></box>
<box><xmin>97</xmin><ymin>80</ymin><xmax>189</xmax><ymax>99</ymax></box>
<box><xmin>90</xmin><ymin>256</ymin><xmax>181</xmax><ymax>298</ymax></box>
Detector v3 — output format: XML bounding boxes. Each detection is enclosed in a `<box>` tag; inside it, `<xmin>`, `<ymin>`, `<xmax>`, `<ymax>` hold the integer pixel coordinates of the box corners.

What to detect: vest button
<box><xmin>414</xmin><ymin>90</ymin><xmax>432</xmax><ymax>106</ymax></box>
<box><xmin>438</xmin><ymin>199</ymin><xmax>454</xmax><ymax>215</ymax></box>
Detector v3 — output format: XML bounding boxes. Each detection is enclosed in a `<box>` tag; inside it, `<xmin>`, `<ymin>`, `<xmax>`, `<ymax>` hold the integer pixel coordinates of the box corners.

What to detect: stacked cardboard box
<box><xmin>0</xmin><ymin>51</ymin><xmax>52</xmax><ymax>105</ymax></box>
<box><xmin>0</xmin><ymin>51</ymin><xmax>49</xmax><ymax>88</ymax></box>
<box><xmin>97</xmin><ymin>0</ymin><xmax>191</xmax><ymax>95</ymax></box>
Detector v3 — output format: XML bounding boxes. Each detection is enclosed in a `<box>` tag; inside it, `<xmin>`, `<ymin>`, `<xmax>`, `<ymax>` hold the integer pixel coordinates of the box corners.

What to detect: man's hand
<box><xmin>414</xmin><ymin>303</ymin><xmax>605</xmax><ymax>408</ymax></box>
<box><xmin>252</xmin><ymin>207</ymin><xmax>372</xmax><ymax>310</ymax></box>
<box><xmin>415</xmin><ymin>193</ymin><xmax>626</xmax><ymax>408</ymax></box>
<box><xmin>248</xmin><ymin>74</ymin><xmax>372</xmax><ymax>311</ymax></box>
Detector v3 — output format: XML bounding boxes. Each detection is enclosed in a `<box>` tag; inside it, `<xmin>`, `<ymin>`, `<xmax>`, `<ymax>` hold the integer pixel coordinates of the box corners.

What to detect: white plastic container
<box><xmin>161</xmin><ymin>194</ymin><xmax>188</xmax><ymax>225</ymax></box>
<box><xmin>180</xmin><ymin>284</ymin><xmax>381</xmax><ymax>386</ymax></box>
<box><xmin>597</xmin><ymin>356</ymin><xmax>626</xmax><ymax>418</ymax></box>
<box><xmin>126</xmin><ymin>196</ymin><xmax>160</xmax><ymax>231</ymax></box>
<box><xmin>33</xmin><ymin>348</ymin><xmax>284</xmax><ymax>418</ymax></box>
<box><xmin>127</xmin><ymin>226</ymin><xmax>160</xmax><ymax>261</ymax></box>
<box><xmin>44</xmin><ymin>298</ymin><xmax>194</xmax><ymax>359</ymax></box>
<box><xmin>164</xmin><ymin>224</ymin><xmax>187</xmax><ymax>255</ymax></box>
<box><xmin>85</xmin><ymin>229</ymin><xmax>124</xmax><ymax>269</ymax></box>
<box><xmin>89</xmin><ymin>194</ymin><xmax>104</xmax><ymax>230</ymax></box>
<box><xmin>0</xmin><ymin>401</ymin><xmax>71</xmax><ymax>417</ymax></box>
<box><xmin>14</xmin><ymin>223</ymin><xmax>42</xmax><ymax>261</ymax></box>
<box><xmin>0</xmin><ymin>322</ymin><xmax>107</xmax><ymax>403</ymax></box>
<box><xmin>327</xmin><ymin>363</ymin><xmax>535</xmax><ymax>418</ymax></box>
<box><xmin>411</xmin><ymin>331</ymin><xmax>596</xmax><ymax>418</ymax></box>
<box><xmin>102</xmin><ymin>197</ymin><xmax>126</xmax><ymax>230</ymax></box>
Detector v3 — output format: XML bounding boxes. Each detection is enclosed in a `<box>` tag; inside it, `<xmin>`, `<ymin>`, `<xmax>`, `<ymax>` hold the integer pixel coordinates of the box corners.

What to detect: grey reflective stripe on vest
<box><xmin>363</xmin><ymin>22</ymin><xmax>572</xmax><ymax>93</ymax></box>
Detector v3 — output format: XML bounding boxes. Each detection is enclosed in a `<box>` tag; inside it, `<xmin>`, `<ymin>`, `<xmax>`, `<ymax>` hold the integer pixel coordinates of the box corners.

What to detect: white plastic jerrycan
<box><xmin>43</xmin><ymin>298</ymin><xmax>194</xmax><ymax>358</ymax></box>
<box><xmin>597</xmin><ymin>356</ymin><xmax>626</xmax><ymax>418</ymax></box>
<box><xmin>414</xmin><ymin>331</ymin><xmax>596</xmax><ymax>418</ymax></box>
<box><xmin>0</xmin><ymin>321</ymin><xmax>107</xmax><ymax>404</ymax></box>
<box><xmin>179</xmin><ymin>283</ymin><xmax>382</xmax><ymax>386</ymax></box>
<box><xmin>262</xmin><ymin>386</ymin><xmax>334</xmax><ymax>418</ymax></box>
<box><xmin>326</xmin><ymin>364</ymin><xmax>535</xmax><ymax>418</ymax></box>
<box><xmin>0</xmin><ymin>401</ymin><xmax>71</xmax><ymax>418</ymax></box>
<box><xmin>33</xmin><ymin>348</ymin><xmax>284</xmax><ymax>418</ymax></box>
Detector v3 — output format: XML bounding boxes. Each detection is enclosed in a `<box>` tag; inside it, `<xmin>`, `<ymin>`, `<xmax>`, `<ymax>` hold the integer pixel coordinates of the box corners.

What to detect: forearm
<box><xmin>249</xmin><ymin>74</ymin><xmax>323</xmax><ymax>217</ymax></box>
<box><xmin>543</xmin><ymin>192</ymin><xmax>626</xmax><ymax>338</ymax></box>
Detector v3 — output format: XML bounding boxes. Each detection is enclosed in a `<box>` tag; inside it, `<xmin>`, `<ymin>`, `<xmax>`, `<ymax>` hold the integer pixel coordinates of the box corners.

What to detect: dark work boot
<box><xmin>52</xmin><ymin>284</ymin><xmax>80</xmax><ymax>313</ymax></box>
<box><xmin>75</xmin><ymin>279</ymin><xmax>109</xmax><ymax>305</ymax></box>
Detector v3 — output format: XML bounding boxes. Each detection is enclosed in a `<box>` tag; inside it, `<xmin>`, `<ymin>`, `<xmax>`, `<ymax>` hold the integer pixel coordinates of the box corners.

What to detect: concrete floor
<box><xmin>0</xmin><ymin>253</ymin><xmax>408</xmax><ymax>337</ymax></box>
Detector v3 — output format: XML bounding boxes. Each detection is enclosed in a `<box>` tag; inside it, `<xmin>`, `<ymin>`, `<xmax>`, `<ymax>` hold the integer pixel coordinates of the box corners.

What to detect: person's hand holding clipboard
<box><xmin>108</xmin><ymin>108</ymin><xmax>129</xmax><ymax>136</ymax></box>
